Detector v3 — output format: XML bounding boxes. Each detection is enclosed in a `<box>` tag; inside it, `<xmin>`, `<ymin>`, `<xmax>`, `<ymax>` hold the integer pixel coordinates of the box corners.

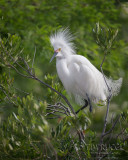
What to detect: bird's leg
<box><xmin>75</xmin><ymin>99</ymin><xmax>88</xmax><ymax>114</ymax></box>
<box><xmin>86</xmin><ymin>93</ymin><xmax>92</xmax><ymax>112</ymax></box>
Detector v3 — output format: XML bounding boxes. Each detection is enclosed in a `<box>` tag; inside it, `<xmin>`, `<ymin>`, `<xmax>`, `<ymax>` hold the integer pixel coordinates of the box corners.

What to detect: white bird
<box><xmin>50</xmin><ymin>28</ymin><xmax>122</xmax><ymax>113</ymax></box>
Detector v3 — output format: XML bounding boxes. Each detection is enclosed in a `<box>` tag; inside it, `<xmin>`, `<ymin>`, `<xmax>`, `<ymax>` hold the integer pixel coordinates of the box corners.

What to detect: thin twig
<box><xmin>12</xmin><ymin>86</ymin><xmax>30</xmax><ymax>95</ymax></box>
<box><xmin>46</xmin><ymin>116</ymin><xmax>61</xmax><ymax>119</ymax></box>
<box><xmin>0</xmin><ymin>41</ymin><xmax>28</xmax><ymax>73</ymax></box>
<box><xmin>100</xmin><ymin>52</ymin><xmax>111</xmax><ymax>92</ymax></box>
<box><xmin>21</xmin><ymin>57</ymin><xmax>31</xmax><ymax>72</ymax></box>
<box><xmin>46</xmin><ymin>112</ymin><xmax>62</xmax><ymax>117</ymax></box>
<box><xmin>46</xmin><ymin>103</ymin><xmax>71</xmax><ymax>118</ymax></box>
<box><xmin>56</xmin><ymin>102</ymin><xmax>71</xmax><ymax>115</ymax></box>
<box><xmin>46</xmin><ymin>108</ymin><xmax>68</xmax><ymax>116</ymax></box>
<box><xmin>0</xmin><ymin>84</ymin><xmax>17</xmax><ymax>106</ymax></box>
<box><xmin>7</xmin><ymin>64</ymin><xmax>32</xmax><ymax>78</ymax></box>
<box><xmin>47</xmin><ymin>103</ymin><xmax>71</xmax><ymax>115</ymax></box>
<box><xmin>32</xmin><ymin>46</ymin><xmax>36</xmax><ymax>68</ymax></box>
<box><xmin>102</xmin><ymin>115</ymin><xmax>120</xmax><ymax>137</ymax></box>
<box><xmin>116</xmin><ymin>128</ymin><xmax>126</xmax><ymax>140</ymax></box>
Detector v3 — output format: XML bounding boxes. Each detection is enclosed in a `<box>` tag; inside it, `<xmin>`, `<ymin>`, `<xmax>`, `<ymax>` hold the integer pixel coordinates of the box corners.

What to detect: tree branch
<box><xmin>102</xmin><ymin>115</ymin><xmax>120</xmax><ymax>137</ymax></box>
<box><xmin>0</xmin><ymin>41</ymin><xmax>76</xmax><ymax>116</ymax></box>
<box><xmin>97</xmin><ymin>51</ymin><xmax>115</xmax><ymax>157</ymax></box>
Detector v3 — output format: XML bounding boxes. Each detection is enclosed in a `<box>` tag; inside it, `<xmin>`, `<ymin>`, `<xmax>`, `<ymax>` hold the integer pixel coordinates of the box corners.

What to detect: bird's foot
<box><xmin>75</xmin><ymin>99</ymin><xmax>88</xmax><ymax>114</ymax></box>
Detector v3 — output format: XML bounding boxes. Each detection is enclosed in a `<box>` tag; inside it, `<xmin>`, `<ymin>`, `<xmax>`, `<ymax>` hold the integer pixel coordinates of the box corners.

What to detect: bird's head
<box><xmin>50</xmin><ymin>28</ymin><xmax>76</xmax><ymax>62</ymax></box>
<box><xmin>50</xmin><ymin>47</ymin><xmax>62</xmax><ymax>63</ymax></box>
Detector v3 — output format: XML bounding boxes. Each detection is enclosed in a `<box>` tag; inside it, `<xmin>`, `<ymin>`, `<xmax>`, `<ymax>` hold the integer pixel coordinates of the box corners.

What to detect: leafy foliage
<box><xmin>93</xmin><ymin>22</ymin><xmax>118</xmax><ymax>52</ymax></box>
<box><xmin>0</xmin><ymin>95</ymin><xmax>50</xmax><ymax>159</ymax></box>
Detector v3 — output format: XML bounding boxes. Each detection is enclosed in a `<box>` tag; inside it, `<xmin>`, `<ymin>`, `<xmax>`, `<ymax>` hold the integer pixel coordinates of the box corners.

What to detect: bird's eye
<box><xmin>58</xmin><ymin>48</ymin><xmax>61</xmax><ymax>51</ymax></box>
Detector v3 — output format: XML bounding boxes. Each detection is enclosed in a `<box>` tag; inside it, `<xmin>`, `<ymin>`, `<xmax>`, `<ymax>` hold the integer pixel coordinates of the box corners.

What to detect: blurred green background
<box><xmin>0</xmin><ymin>0</ymin><xmax>128</xmax><ymax>132</ymax></box>
<box><xmin>0</xmin><ymin>0</ymin><xmax>128</xmax><ymax>159</ymax></box>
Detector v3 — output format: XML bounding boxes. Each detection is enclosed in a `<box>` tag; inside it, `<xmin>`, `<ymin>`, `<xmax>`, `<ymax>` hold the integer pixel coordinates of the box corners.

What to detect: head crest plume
<box><xmin>50</xmin><ymin>28</ymin><xmax>76</xmax><ymax>54</ymax></box>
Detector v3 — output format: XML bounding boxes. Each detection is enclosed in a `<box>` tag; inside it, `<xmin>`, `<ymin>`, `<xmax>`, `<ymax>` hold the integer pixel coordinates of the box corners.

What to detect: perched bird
<box><xmin>50</xmin><ymin>28</ymin><xmax>122</xmax><ymax>113</ymax></box>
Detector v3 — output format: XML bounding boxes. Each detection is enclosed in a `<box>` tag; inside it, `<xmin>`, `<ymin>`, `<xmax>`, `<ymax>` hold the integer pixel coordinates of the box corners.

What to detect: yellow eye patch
<box><xmin>58</xmin><ymin>48</ymin><xmax>61</xmax><ymax>51</ymax></box>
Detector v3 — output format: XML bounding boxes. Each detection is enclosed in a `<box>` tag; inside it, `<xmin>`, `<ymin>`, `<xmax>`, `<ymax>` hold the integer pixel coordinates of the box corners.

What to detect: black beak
<box><xmin>50</xmin><ymin>52</ymin><xmax>58</xmax><ymax>63</ymax></box>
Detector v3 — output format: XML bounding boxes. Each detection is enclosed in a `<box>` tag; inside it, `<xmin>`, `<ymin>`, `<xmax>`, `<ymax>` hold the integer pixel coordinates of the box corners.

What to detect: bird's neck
<box><xmin>56</xmin><ymin>57</ymin><xmax>69</xmax><ymax>81</ymax></box>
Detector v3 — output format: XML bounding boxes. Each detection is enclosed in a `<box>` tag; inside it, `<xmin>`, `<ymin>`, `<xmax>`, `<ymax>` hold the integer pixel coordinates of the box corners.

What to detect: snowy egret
<box><xmin>50</xmin><ymin>28</ymin><xmax>122</xmax><ymax>113</ymax></box>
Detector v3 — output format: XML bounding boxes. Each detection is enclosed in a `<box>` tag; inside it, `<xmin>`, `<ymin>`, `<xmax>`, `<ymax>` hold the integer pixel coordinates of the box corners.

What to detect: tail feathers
<box><xmin>107</xmin><ymin>77</ymin><xmax>123</xmax><ymax>97</ymax></box>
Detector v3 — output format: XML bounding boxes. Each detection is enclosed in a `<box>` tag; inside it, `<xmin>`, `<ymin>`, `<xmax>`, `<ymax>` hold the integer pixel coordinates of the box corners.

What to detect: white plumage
<box><xmin>50</xmin><ymin>28</ymin><xmax>122</xmax><ymax>106</ymax></box>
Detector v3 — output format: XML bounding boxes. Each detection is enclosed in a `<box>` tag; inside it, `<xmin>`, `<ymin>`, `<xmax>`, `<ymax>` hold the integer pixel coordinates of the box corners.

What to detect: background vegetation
<box><xmin>0</xmin><ymin>0</ymin><xmax>128</xmax><ymax>159</ymax></box>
